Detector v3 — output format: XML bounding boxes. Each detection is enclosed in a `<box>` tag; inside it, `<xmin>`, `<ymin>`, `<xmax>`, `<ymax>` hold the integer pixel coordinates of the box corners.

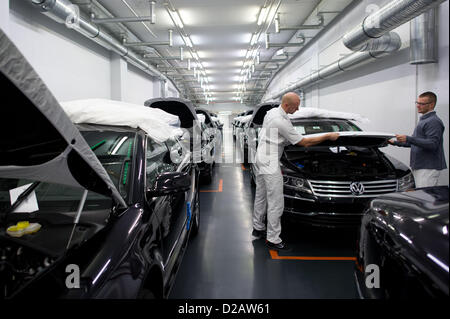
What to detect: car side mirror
<box><xmin>147</xmin><ymin>171</ymin><xmax>191</xmax><ymax>197</ymax></box>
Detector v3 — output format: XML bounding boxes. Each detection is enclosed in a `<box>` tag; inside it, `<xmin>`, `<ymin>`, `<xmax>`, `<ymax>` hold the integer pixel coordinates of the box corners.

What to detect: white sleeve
<box><xmin>276</xmin><ymin>118</ymin><xmax>303</xmax><ymax>145</ymax></box>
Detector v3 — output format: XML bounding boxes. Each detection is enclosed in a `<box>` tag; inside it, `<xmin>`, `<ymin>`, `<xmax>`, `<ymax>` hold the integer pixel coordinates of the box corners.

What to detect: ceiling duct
<box><xmin>30</xmin><ymin>0</ymin><xmax>169</xmax><ymax>81</ymax></box>
<box><xmin>265</xmin><ymin>0</ymin><xmax>445</xmax><ymax>101</ymax></box>
<box><xmin>343</xmin><ymin>0</ymin><xmax>445</xmax><ymax>52</ymax></box>
<box><xmin>410</xmin><ymin>8</ymin><xmax>438</xmax><ymax>64</ymax></box>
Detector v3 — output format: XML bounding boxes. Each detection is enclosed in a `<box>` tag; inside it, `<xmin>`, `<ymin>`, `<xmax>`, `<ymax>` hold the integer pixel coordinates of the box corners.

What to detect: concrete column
<box><xmin>0</xmin><ymin>1</ymin><xmax>10</xmax><ymax>35</ymax></box>
<box><xmin>110</xmin><ymin>52</ymin><xmax>127</xmax><ymax>101</ymax></box>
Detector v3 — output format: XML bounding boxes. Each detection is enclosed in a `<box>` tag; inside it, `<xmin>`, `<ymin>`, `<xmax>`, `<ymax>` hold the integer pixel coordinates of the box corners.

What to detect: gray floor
<box><xmin>169</xmin><ymin>163</ymin><xmax>359</xmax><ymax>299</ymax></box>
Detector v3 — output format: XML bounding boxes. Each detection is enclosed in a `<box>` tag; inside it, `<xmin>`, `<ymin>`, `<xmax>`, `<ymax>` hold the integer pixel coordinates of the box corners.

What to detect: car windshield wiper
<box><xmin>1</xmin><ymin>181</ymin><xmax>41</xmax><ymax>222</ymax></box>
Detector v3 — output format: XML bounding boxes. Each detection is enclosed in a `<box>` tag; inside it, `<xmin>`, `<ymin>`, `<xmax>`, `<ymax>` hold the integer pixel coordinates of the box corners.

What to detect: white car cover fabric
<box><xmin>60</xmin><ymin>99</ymin><xmax>182</xmax><ymax>144</ymax></box>
<box><xmin>289</xmin><ymin>107</ymin><xmax>370</xmax><ymax>123</ymax></box>
<box><xmin>237</xmin><ymin>114</ymin><xmax>253</xmax><ymax>124</ymax></box>
<box><xmin>196</xmin><ymin>113</ymin><xmax>206</xmax><ymax>124</ymax></box>
<box><xmin>0</xmin><ymin>30</ymin><xmax>126</xmax><ymax>207</ymax></box>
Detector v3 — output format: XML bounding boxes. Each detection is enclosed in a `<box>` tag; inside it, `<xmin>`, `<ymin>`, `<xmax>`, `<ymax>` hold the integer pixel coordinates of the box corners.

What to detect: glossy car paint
<box><xmin>355</xmin><ymin>186</ymin><xmax>449</xmax><ymax>298</ymax></box>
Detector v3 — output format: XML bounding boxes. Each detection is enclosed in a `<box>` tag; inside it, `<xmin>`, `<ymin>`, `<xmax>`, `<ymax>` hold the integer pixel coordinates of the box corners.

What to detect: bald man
<box><xmin>252</xmin><ymin>92</ymin><xmax>339</xmax><ymax>250</ymax></box>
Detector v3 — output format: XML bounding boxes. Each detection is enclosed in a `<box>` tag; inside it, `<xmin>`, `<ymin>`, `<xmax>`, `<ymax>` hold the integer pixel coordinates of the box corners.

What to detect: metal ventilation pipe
<box><xmin>343</xmin><ymin>0</ymin><xmax>445</xmax><ymax>52</ymax></box>
<box><xmin>264</xmin><ymin>0</ymin><xmax>445</xmax><ymax>101</ymax></box>
<box><xmin>30</xmin><ymin>0</ymin><xmax>168</xmax><ymax>81</ymax></box>
<box><xmin>410</xmin><ymin>8</ymin><xmax>438</xmax><ymax>64</ymax></box>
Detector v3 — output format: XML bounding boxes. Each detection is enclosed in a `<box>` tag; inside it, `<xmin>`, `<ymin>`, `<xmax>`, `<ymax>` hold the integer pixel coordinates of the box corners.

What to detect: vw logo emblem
<box><xmin>350</xmin><ymin>182</ymin><xmax>364</xmax><ymax>195</ymax></box>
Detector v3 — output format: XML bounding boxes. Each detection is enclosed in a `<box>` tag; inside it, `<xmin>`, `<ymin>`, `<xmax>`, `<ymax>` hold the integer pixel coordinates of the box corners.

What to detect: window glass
<box><xmin>146</xmin><ymin>139</ymin><xmax>173</xmax><ymax>188</ymax></box>
<box><xmin>293</xmin><ymin>120</ymin><xmax>361</xmax><ymax>135</ymax></box>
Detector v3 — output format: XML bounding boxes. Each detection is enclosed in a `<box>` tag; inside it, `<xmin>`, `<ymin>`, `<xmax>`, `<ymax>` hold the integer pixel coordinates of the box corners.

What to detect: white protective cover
<box><xmin>60</xmin><ymin>99</ymin><xmax>182</xmax><ymax>143</ymax></box>
<box><xmin>197</xmin><ymin>113</ymin><xmax>206</xmax><ymax>124</ymax></box>
<box><xmin>289</xmin><ymin>107</ymin><xmax>370</xmax><ymax>123</ymax></box>
<box><xmin>238</xmin><ymin>114</ymin><xmax>253</xmax><ymax>124</ymax></box>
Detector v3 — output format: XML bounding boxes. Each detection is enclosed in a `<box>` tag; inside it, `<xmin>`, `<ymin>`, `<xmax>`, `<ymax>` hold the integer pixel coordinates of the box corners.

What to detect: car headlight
<box><xmin>398</xmin><ymin>172</ymin><xmax>415</xmax><ymax>191</ymax></box>
<box><xmin>283</xmin><ymin>175</ymin><xmax>312</xmax><ymax>194</ymax></box>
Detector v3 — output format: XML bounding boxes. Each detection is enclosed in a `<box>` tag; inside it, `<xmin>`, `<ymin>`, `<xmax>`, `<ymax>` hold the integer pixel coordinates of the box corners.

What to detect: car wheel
<box><xmin>190</xmin><ymin>191</ymin><xmax>200</xmax><ymax>237</ymax></box>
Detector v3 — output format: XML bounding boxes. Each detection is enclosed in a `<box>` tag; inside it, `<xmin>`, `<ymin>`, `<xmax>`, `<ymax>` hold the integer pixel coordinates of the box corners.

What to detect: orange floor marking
<box><xmin>269</xmin><ymin>250</ymin><xmax>356</xmax><ymax>261</ymax></box>
<box><xmin>200</xmin><ymin>179</ymin><xmax>223</xmax><ymax>193</ymax></box>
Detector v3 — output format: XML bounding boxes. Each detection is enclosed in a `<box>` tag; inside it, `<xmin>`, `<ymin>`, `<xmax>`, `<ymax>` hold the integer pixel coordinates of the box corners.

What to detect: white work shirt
<box><xmin>254</xmin><ymin>106</ymin><xmax>303</xmax><ymax>175</ymax></box>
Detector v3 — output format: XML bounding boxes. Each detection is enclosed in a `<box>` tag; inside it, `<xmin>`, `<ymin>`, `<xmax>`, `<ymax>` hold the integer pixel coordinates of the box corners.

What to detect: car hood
<box><xmin>145</xmin><ymin>97</ymin><xmax>198</xmax><ymax>129</ymax></box>
<box><xmin>301</xmin><ymin>131</ymin><xmax>394</xmax><ymax>147</ymax></box>
<box><xmin>0</xmin><ymin>30</ymin><xmax>126</xmax><ymax>208</ymax></box>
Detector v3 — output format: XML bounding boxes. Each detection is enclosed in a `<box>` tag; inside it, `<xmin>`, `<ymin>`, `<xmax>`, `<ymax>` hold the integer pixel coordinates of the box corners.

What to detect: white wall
<box><xmin>6</xmin><ymin>0</ymin><xmax>180</xmax><ymax>104</ymax></box>
<box><xmin>125</xmin><ymin>65</ymin><xmax>155</xmax><ymax>105</ymax></box>
<box><xmin>264</xmin><ymin>0</ymin><xmax>449</xmax><ymax>185</ymax></box>
<box><xmin>200</xmin><ymin>102</ymin><xmax>253</xmax><ymax>115</ymax></box>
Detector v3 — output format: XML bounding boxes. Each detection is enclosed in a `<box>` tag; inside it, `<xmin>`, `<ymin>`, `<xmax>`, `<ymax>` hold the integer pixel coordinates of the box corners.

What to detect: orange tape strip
<box><xmin>269</xmin><ymin>250</ymin><xmax>356</xmax><ymax>261</ymax></box>
<box><xmin>200</xmin><ymin>179</ymin><xmax>223</xmax><ymax>193</ymax></box>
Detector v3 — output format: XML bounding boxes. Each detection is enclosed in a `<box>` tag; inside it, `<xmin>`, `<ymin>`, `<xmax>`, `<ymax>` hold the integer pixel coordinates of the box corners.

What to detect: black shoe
<box><xmin>266</xmin><ymin>240</ymin><xmax>291</xmax><ymax>251</ymax></box>
<box><xmin>252</xmin><ymin>228</ymin><xmax>266</xmax><ymax>239</ymax></box>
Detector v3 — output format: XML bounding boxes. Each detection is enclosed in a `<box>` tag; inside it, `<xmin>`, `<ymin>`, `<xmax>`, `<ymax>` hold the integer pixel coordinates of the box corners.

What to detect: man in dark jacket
<box><xmin>389</xmin><ymin>91</ymin><xmax>447</xmax><ymax>187</ymax></box>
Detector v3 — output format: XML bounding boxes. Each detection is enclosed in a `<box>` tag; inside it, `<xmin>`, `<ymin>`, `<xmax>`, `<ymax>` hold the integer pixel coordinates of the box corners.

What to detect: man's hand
<box><xmin>327</xmin><ymin>132</ymin><xmax>339</xmax><ymax>141</ymax></box>
<box><xmin>395</xmin><ymin>134</ymin><xmax>407</xmax><ymax>143</ymax></box>
<box><xmin>388</xmin><ymin>138</ymin><xmax>395</xmax><ymax>145</ymax></box>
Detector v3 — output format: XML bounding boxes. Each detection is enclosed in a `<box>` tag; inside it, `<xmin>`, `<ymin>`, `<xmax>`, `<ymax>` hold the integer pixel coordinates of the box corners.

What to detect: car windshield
<box><xmin>292</xmin><ymin>119</ymin><xmax>361</xmax><ymax>135</ymax></box>
<box><xmin>0</xmin><ymin>129</ymin><xmax>135</xmax><ymax>215</ymax></box>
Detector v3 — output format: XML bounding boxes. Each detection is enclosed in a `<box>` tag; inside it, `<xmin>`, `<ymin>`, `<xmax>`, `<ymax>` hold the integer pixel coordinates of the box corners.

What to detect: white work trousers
<box><xmin>253</xmin><ymin>172</ymin><xmax>284</xmax><ymax>244</ymax></box>
<box><xmin>413</xmin><ymin>169</ymin><xmax>440</xmax><ymax>188</ymax></box>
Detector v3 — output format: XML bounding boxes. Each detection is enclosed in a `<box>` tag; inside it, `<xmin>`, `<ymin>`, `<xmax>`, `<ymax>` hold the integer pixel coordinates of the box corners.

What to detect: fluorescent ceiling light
<box><xmin>193</xmin><ymin>52</ymin><xmax>200</xmax><ymax>60</ymax></box>
<box><xmin>276</xmin><ymin>48</ymin><xmax>285</xmax><ymax>56</ymax></box>
<box><xmin>183</xmin><ymin>36</ymin><xmax>193</xmax><ymax>48</ymax></box>
<box><xmin>170</xmin><ymin>9</ymin><xmax>184</xmax><ymax>29</ymax></box>
<box><xmin>250</xmin><ymin>33</ymin><xmax>258</xmax><ymax>46</ymax></box>
<box><xmin>257</xmin><ymin>6</ymin><xmax>269</xmax><ymax>26</ymax></box>
<box><xmin>245</xmin><ymin>50</ymin><xmax>251</xmax><ymax>59</ymax></box>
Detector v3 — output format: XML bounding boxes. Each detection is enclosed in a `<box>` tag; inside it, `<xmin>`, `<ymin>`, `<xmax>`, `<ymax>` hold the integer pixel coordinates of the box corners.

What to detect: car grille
<box><xmin>308</xmin><ymin>179</ymin><xmax>398</xmax><ymax>198</ymax></box>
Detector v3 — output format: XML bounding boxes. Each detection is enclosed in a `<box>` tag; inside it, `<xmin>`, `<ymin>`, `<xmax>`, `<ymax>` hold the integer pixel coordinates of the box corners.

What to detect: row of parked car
<box><xmin>0</xmin><ymin>31</ymin><xmax>223</xmax><ymax>299</ymax></box>
<box><xmin>234</xmin><ymin>102</ymin><xmax>448</xmax><ymax>298</ymax></box>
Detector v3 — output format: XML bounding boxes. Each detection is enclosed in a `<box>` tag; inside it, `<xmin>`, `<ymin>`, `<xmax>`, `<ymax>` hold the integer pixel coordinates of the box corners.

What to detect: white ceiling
<box><xmin>89</xmin><ymin>0</ymin><xmax>353</xmax><ymax>105</ymax></box>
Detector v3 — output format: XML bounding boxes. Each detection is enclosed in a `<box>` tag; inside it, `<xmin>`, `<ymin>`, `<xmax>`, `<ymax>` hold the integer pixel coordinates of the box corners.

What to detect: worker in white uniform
<box><xmin>252</xmin><ymin>92</ymin><xmax>339</xmax><ymax>250</ymax></box>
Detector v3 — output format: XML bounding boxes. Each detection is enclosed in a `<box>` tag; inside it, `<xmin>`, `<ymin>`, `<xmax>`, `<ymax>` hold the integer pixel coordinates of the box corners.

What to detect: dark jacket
<box><xmin>394</xmin><ymin>111</ymin><xmax>447</xmax><ymax>170</ymax></box>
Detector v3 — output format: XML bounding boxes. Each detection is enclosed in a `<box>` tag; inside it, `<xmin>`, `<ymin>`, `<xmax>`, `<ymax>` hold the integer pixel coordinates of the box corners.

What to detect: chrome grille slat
<box><xmin>308</xmin><ymin>179</ymin><xmax>398</xmax><ymax>198</ymax></box>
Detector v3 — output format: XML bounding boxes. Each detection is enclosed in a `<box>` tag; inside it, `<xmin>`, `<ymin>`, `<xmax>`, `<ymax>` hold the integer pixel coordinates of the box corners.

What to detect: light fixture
<box><xmin>256</xmin><ymin>52</ymin><xmax>260</xmax><ymax>64</ymax></box>
<box><xmin>169</xmin><ymin>9</ymin><xmax>184</xmax><ymax>29</ymax></box>
<box><xmin>183</xmin><ymin>35</ymin><xmax>193</xmax><ymax>48</ymax></box>
<box><xmin>188</xmin><ymin>58</ymin><xmax>191</xmax><ymax>70</ymax></box>
<box><xmin>275</xmin><ymin>13</ymin><xmax>280</xmax><ymax>33</ymax></box>
<box><xmin>250</xmin><ymin>33</ymin><xmax>258</xmax><ymax>46</ymax></box>
<box><xmin>245</xmin><ymin>50</ymin><xmax>252</xmax><ymax>59</ymax></box>
<box><xmin>276</xmin><ymin>48</ymin><xmax>285</xmax><ymax>56</ymax></box>
<box><xmin>193</xmin><ymin>51</ymin><xmax>200</xmax><ymax>60</ymax></box>
<box><xmin>257</xmin><ymin>6</ymin><xmax>269</xmax><ymax>26</ymax></box>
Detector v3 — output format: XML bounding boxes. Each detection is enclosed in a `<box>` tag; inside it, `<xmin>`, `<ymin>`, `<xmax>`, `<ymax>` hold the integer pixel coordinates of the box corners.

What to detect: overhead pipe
<box><xmin>265</xmin><ymin>0</ymin><xmax>445</xmax><ymax>101</ymax></box>
<box><xmin>30</xmin><ymin>0</ymin><xmax>169</xmax><ymax>81</ymax></box>
<box><xmin>410</xmin><ymin>8</ymin><xmax>438</xmax><ymax>64</ymax></box>
<box><xmin>343</xmin><ymin>0</ymin><xmax>445</xmax><ymax>52</ymax></box>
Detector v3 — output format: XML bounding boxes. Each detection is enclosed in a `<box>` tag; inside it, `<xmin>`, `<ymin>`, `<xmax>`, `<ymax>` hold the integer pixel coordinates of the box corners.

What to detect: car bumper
<box><xmin>283</xmin><ymin>187</ymin><xmax>371</xmax><ymax>227</ymax></box>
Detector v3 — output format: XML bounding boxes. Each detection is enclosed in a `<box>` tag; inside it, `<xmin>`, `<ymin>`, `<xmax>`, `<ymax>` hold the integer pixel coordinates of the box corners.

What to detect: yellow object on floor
<box><xmin>6</xmin><ymin>221</ymin><xmax>41</xmax><ymax>238</ymax></box>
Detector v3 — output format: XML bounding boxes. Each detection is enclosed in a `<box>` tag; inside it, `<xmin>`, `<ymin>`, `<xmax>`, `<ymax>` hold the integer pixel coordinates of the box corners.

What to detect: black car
<box><xmin>250</xmin><ymin>116</ymin><xmax>415</xmax><ymax>227</ymax></box>
<box><xmin>0</xmin><ymin>31</ymin><xmax>200</xmax><ymax>299</ymax></box>
<box><xmin>355</xmin><ymin>186</ymin><xmax>449</xmax><ymax>298</ymax></box>
<box><xmin>232</xmin><ymin>109</ymin><xmax>253</xmax><ymax>138</ymax></box>
<box><xmin>239</xmin><ymin>102</ymin><xmax>279</xmax><ymax>163</ymax></box>
<box><xmin>145</xmin><ymin>98</ymin><xmax>217</xmax><ymax>184</ymax></box>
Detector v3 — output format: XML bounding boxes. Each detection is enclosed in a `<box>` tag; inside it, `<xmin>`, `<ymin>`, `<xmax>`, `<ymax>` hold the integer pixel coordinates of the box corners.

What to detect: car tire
<box><xmin>190</xmin><ymin>191</ymin><xmax>200</xmax><ymax>237</ymax></box>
